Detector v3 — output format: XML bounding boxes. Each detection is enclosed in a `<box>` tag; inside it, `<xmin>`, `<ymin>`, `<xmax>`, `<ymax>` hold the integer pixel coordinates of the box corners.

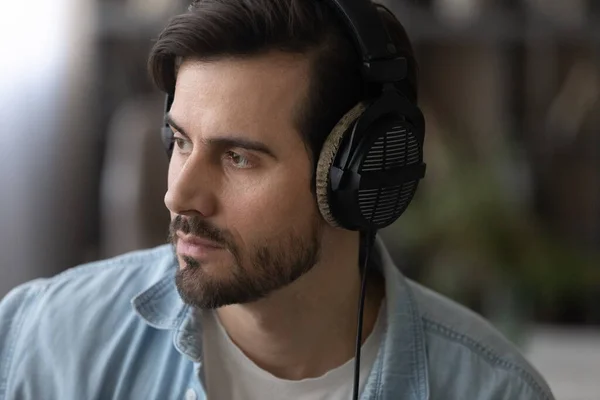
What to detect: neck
<box><xmin>215</xmin><ymin>231</ymin><xmax>385</xmax><ymax>380</ymax></box>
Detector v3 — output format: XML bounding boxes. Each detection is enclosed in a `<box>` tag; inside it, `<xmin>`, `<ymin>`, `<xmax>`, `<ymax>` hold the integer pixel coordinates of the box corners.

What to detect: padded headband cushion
<box><xmin>315</xmin><ymin>102</ymin><xmax>367</xmax><ymax>227</ymax></box>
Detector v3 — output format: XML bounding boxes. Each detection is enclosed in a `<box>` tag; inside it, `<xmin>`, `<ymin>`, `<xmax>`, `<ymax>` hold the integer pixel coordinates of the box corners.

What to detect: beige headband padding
<box><xmin>315</xmin><ymin>102</ymin><xmax>367</xmax><ymax>227</ymax></box>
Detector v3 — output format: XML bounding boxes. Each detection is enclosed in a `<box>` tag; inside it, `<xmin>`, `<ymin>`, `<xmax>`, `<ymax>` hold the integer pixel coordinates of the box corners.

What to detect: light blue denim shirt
<box><xmin>0</xmin><ymin>238</ymin><xmax>554</xmax><ymax>400</ymax></box>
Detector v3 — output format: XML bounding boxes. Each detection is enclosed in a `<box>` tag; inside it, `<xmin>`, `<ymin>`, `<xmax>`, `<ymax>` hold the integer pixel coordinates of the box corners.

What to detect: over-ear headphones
<box><xmin>161</xmin><ymin>0</ymin><xmax>426</xmax><ymax>233</ymax></box>
<box><xmin>314</xmin><ymin>1</ymin><xmax>426</xmax><ymax>232</ymax></box>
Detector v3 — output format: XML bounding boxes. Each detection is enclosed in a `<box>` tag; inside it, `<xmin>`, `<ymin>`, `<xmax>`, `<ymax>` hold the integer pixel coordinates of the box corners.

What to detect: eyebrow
<box><xmin>165</xmin><ymin>112</ymin><xmax>277</xmax><ymax>159</ymax></box>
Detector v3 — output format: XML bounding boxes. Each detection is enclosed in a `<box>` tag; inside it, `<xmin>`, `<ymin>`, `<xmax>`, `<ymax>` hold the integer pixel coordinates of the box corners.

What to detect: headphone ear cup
<box><xmin>162</xmin><ymin>127</ymin><xmax>174</xmax><ymax>158</ymax></box>
<box><xmin>315</xmin><ymin>102</ymin><xmax>367</xmax><ymax>227</ymax></box>
<box><xmin>162</xmin><ymin>94</ymin><xmax>175</xmax><ymax>159</ymax></box>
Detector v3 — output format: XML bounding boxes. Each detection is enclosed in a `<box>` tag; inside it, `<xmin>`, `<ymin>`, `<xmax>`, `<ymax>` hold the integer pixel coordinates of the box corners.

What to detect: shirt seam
<box><xmin>422</xmin><ymin>318</ymin><xmax>550</xmax><ymax>400</ymax></box>
<box><xmin>0</xmin><ymin>285</ymin><xmax>44</xmax><ymax>400</ymax></box>
<box><xmin>403</xmin><ymin>279</ymin><xmax>429</xmax><ymax>400</ymax></box>
<box><xmin>369</xmin><ymin>342</ymin><xmax>384</xmax><ymax>400</ymax></box>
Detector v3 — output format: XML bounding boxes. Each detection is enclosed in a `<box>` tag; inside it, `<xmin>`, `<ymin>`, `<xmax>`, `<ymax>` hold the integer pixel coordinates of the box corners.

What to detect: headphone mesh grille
<box><xmin>361</xmin><ymin>125</ymin><xmax>420</xmax><ymax>172</ymax></box>
<box><xmin>357</xmin><ymin>122</ymin><xmax>421</xmax><ymax>226</ymax></box>
<box><xmin>356</xmin><ymin>184</ymin><xmax>406</xmax><ymax>225</ymax></box>
<box><xmin>358</xmin><ymin>181</ymin><xmax>417</xmax><ymax>225</ymax></box>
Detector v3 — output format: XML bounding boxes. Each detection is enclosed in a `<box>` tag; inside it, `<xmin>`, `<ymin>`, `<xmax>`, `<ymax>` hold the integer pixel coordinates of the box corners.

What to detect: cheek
<box><xmin>223</xmin><ymin>169</ymin><xmax>316</xmax><ymax>232</ymax></box>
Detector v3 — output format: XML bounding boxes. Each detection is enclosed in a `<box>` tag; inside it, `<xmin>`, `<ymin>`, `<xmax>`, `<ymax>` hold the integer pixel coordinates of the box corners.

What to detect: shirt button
<box><xmin>185</xmin><ymin>388</ymin><xmax>197</xmax><ymax>400</ymax></box>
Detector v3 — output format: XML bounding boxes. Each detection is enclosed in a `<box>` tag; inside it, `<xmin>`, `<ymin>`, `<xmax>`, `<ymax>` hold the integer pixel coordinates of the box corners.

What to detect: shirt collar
<box><xmin>131</xmin><ymin>254</ymin><xmax>189</xmax><ymax>330</ymax></box>
<box><xmin>130</xmin><ymin>237</ymin><xmax>430</xmax><ymax>398</ymax></box>
<box><xmin>370</xmin><ymin>235</ymin><xmax>430</xmax><ymax>400</ymax></box>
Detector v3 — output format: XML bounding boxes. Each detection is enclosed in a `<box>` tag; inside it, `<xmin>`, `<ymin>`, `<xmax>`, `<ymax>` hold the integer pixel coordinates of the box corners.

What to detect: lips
<box><xmin>177</xmin><ymin>233</ymin><xmax>222</xmax><ymax>247</ymax></box>
<box><xmin>176</xmin><ymin>233</ymin><xmax>224</xmax><ymax>258</ymax></box>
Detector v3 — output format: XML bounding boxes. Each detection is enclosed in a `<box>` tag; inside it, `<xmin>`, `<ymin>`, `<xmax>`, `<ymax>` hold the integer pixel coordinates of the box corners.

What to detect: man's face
<box><xmin>165</xmin><ymin>53</ymin><xmax>325</xmax><ymax>309</ymax></box>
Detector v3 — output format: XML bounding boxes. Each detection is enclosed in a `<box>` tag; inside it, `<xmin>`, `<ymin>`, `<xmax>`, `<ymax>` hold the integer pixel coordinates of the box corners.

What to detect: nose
<box><xmin>164</xmin><ymin>155</ymin><xmax>218</xmax><ymax>218</ymax></box>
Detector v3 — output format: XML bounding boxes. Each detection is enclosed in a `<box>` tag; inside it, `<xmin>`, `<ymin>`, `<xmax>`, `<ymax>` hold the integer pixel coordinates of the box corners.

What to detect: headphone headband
<box><xmin>328</xmin><ymin>0</ymin><xmax>393</xmax><ymax>60</ymax></box>
<box><xmin>326</xmin><ymin>0</ymin><xmax>408</xmax><ymax>83</ymax></box>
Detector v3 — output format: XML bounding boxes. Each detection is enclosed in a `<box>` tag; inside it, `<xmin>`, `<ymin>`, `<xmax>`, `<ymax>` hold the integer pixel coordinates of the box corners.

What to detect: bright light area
<box><xmin>0</xmin><ymin>0</ymin><xmax>70</xmax><ymax>93</ymax></box>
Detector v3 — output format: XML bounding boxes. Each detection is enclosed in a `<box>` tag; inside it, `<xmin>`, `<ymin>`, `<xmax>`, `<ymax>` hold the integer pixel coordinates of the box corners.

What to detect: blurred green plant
<box><xmin>383</xmin><ymin>121</ymin><xmax>600</xmax><ymax>337</ymax></box>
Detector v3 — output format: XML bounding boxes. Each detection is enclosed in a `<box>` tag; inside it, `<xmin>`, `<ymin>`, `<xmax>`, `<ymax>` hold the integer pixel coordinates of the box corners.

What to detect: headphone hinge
<box><xmin>361</xmin><ymin>57</ymin><xmax>407</xmax><ymax>83</ymax></box>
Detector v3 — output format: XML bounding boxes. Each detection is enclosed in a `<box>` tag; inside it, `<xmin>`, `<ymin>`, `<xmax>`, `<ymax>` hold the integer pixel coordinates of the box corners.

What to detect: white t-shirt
<box><xmin>201</xmin><ymin>303</ymin><xmax>386</xmax><ymax>400</ymax></box>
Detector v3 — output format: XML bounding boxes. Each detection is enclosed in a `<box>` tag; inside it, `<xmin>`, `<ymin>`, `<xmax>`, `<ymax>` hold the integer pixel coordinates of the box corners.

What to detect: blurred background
<box><xmin>0</xmin><ymin>0</ymin><xmax>598</xmax><ymax>398</ymax></box>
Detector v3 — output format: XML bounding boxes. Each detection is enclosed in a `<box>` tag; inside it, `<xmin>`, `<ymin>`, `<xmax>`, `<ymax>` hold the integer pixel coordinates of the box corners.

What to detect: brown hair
<box><xmin>148</xmin><ymin>0</ymin><xmax>417</xmax><ymax>168</ymax></box>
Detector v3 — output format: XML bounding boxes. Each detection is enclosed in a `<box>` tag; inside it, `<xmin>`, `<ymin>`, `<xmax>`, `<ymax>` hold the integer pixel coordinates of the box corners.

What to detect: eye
<box><xmin>173</xmin><ymin>136</ymin><xmax>193</xmax><ymax>154</ymax></box>
<box><xmin>224</xmin><ymin>151</ymin><xmax>252</xmax><ymax>169</ymax></box>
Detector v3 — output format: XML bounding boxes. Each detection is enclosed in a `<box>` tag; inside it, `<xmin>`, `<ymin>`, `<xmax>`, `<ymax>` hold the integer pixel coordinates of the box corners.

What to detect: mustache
<box><xmin>169</xmin><ymin>215</ymin><xmax>229</xmax><ymax>247</ymax></box>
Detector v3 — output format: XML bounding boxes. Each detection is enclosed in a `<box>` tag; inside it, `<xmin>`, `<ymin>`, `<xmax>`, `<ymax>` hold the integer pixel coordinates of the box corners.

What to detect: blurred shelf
<box><xmin>97</xmin><ymin>2</ymin><xmax>600</xmax><ymax>44</ymax></box>
<box><xmin>390</xmin><ymin>3</ymin><xmax>600</xmax><ymax>44</ymax></box>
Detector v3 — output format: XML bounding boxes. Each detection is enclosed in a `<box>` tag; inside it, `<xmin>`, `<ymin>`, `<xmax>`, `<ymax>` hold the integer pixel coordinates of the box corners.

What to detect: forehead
<box><xmin>171</xmin><ymin>52</ymin><xmax>312</xmax><ymax>142</ymax></box>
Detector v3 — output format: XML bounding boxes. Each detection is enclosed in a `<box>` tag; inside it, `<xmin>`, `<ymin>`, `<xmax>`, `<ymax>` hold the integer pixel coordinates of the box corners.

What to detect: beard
<box><xmin>168</xmin><ymin>214</ymin><xmax>323</xmax><ymax>309</ymax></box>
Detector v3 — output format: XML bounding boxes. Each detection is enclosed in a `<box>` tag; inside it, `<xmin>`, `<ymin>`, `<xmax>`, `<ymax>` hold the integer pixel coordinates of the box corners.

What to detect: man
<box><xmin>0</xmin><ymin>0</ymin><xmax>555</xmax><ymax>399</ymax></box>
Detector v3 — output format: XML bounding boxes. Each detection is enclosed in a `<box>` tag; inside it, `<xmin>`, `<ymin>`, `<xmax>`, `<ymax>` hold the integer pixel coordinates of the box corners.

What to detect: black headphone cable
<box><xmin>352</xmin><ymin>229</ymin><xmax>376</xmax><ymax>400</ymax></box>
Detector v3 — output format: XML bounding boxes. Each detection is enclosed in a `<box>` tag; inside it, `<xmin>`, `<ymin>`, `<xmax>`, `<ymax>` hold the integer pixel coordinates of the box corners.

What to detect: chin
<box><xmin>175</xmin><ymin>261</ymin><xmax>232</xmax><ymax>309</ymax></box>
<box><xmin>177</xmin><ymin>254</ymin><xmax>232</xmax><ymax>280</ymax></box>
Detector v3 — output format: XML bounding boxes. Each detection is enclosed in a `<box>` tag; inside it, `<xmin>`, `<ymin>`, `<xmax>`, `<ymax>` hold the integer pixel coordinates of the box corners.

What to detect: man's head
<box><xmin>148</xmin><ymin>0</ymin><xmax>417</xmax><ymax>309</ymax></box>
